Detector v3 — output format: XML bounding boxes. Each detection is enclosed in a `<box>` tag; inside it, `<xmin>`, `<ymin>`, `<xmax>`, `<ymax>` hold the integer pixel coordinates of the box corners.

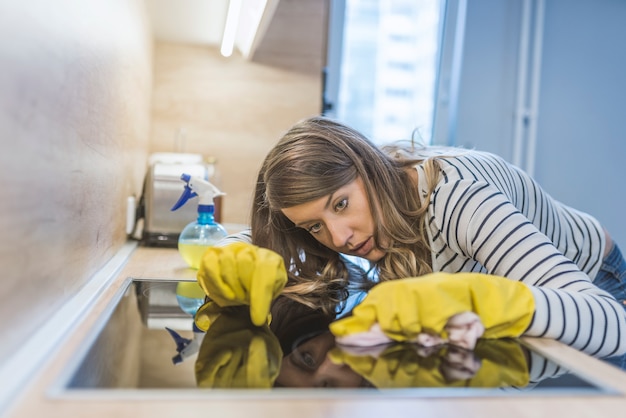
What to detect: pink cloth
<box><xmin>335</xmin><ymin>311</ymin><xmax>485</xmax><ymax>350</ymax></box>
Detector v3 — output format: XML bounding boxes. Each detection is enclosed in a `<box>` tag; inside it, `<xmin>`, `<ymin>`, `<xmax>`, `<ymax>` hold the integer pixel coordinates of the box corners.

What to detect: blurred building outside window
<box><xmin>333</xmin><ymin>0</ymin><xmax>442</xmax><ymax>145</ymax></box>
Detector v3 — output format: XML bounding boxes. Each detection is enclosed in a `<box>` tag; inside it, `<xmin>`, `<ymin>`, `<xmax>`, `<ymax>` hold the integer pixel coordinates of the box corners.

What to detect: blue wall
<box><xmin>534</xmin><ymin>0</ymin><xmax>626</xmax><ymax>247</ymax></box>
<box><xmin>436</xmin><ymin>0</ymin><xmax>626</xmax><ymax>247</ymax></box>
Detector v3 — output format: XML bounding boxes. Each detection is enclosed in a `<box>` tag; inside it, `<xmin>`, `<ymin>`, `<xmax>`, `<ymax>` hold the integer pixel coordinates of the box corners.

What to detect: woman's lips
<box><xmin>351</xmin><ymin>237</ymin><xmax>374</xmax><ymax>257</ymax></box>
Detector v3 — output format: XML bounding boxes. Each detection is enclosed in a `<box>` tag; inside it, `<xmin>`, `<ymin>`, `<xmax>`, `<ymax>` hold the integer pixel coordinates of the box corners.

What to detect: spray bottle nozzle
<box><xmin>171</xmin><ymin>173</ymin><xmax>224</xmax><ymax>212</ymax></box>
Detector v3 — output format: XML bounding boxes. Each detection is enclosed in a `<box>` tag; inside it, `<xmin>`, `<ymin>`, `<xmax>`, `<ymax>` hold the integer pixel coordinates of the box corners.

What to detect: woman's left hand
<box><xmin>330</xmin><ymin>272</ymin><xmax>534</xmax><ymax>345</ymax></box>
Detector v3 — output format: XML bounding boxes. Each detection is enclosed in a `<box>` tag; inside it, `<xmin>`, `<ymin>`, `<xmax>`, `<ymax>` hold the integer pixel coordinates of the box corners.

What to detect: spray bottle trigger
<box><xmin>171</xmin><ymin>184</ymin><xmax>198</xmax><ymax>211</ymax></box>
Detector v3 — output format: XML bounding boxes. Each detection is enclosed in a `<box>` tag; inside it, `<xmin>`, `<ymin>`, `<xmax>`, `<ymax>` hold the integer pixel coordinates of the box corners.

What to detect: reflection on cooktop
<box><xmin>55</xmin><ymin>278</ymin><xmax>619</xmax><ymax>396</ymax></box>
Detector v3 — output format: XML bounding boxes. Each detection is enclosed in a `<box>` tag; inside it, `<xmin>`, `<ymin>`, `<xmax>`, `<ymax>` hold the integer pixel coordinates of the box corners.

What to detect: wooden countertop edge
<box><xmin>522</xmin><ymin>336</ymin><xmax>626</xmax><ymax>393</ymax></box>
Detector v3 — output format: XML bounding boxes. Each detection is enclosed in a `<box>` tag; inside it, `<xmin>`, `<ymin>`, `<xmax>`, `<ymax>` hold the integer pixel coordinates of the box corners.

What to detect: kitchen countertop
<box><xmin>6</xmin><ymin>245</ymin><xmax>626</xmax><ymax>418</ymax></box>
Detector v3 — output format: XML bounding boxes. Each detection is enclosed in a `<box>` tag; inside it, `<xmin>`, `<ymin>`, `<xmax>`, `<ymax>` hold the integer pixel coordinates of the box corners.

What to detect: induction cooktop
<box><xmin>49</xmin><ymin>278</ymin><xmax>623</xmax><ymax>398</ymax></box>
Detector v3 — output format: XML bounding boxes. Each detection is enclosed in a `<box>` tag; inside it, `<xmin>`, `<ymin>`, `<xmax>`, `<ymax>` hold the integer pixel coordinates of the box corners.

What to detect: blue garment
<box><xmin>594</xmin><ymin>243</ymin><xmax>626</xmax><ymax>309</ymax></box>
<box><xmin>594</xmin><ymin>243</ymin><xmax>626</xmax><ymax>369</ymax></box>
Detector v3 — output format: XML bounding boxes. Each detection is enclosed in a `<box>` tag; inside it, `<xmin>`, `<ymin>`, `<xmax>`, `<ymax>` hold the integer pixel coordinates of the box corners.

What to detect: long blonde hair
<box><xmin>251</xmin><ymin>116</ymin><xmax>441</xmax><ymax>314</ymax></box>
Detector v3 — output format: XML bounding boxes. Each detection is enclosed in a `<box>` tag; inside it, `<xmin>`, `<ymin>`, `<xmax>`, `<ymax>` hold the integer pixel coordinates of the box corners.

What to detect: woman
<box><xmin>218</xmin><ymin>116</ymin><xmax>626</xmax><ymax>358</ymax></box>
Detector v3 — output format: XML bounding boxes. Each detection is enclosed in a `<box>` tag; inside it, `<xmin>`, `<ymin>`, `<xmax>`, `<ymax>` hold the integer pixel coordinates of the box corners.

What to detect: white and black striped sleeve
<box><xmin>525</xmin><ymin>286</ymin><xmax>626</xmax><ymax>358</ymax></box>
<box><xmin>215</xmin><ymin>229</ymin><xmax>252</xmax><ymax>247</ymax></box>
<box><xmin>432</xmin><ymin>179</ymin><xmax>626</xmax><ymax>357</ymax></box>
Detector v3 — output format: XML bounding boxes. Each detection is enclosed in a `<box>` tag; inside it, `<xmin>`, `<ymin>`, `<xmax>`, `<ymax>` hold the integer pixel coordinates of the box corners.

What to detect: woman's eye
<box><xmin>335</xmin><ymin>198</ymin><xmax>348</xmax><ymax>212</ymax></box>
<box><xmin>302</xmin><ymin>352</ymin><xmax>317</xmax><ymax>369</ymax></box>
<box><xmin>307</xmin><ymin>223</ymin><xmax>322</xmax><ymax>234</ymax></box>
<box><xmin>293</xmin><ymin>348</ymin><xmax>318</xmax><ymax>370</ymax></box>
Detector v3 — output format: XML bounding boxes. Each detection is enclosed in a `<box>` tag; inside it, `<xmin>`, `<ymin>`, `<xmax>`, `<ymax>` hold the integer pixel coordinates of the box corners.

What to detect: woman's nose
<box><xmin>327</xmin><ymin>221</ymin><xmax>352</xmax><ymax>248</ymax></box>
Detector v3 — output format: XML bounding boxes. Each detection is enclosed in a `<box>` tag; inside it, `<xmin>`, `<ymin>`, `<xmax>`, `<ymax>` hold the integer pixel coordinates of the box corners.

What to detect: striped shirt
<box><xmin>218</xmin><ymin>149</ymin><xmax>626</xmax><ymax>357</ymax></box>
<box><xmin>419</xmin><ymin>149</ymin><xmax>625</xmax><ymax>357</ymax></box>
<box><xmin>216</xmin><ymin>229</ymin><xmax>252</xmax><ymax>247</ymax></box>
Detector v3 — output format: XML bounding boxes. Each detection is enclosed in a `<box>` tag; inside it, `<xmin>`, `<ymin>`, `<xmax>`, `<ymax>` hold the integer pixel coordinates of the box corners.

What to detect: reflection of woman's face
<box><xmin>275</xmin><ymin>332</ymin><xmax>369</xmax><ymax>388</ymax></box>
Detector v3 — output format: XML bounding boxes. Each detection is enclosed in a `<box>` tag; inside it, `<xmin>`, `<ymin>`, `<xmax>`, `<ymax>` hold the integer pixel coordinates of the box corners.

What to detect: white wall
<box><xmin>147</xmin><ymin>0</ymin><xmax>228</xmax><ymax>45</ymax></box>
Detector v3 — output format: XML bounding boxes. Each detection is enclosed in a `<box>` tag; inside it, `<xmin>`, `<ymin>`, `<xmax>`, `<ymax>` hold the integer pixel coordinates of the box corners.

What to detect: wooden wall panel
<box><xmin>150</xmin><ymin>42</ymin><xmax>323</xmax><ymax>226</ymax></box>
<box><xmin>0</xmin><ymin>0</ymin><xmax>153</xmax><ymax>362</ymax></box>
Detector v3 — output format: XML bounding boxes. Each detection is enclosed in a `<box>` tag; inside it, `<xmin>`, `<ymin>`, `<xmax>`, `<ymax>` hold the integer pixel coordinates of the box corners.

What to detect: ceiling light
<box><xmin>221</xmin><ymin>0</ymin><xmax>242</xmax><ymax>57</ymax></box>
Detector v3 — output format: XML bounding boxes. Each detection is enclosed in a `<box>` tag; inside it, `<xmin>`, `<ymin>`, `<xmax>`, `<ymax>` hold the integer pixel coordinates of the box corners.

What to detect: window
<box><xmin>325</xmin><ymin>0</ymin><xmax>443</xmax><ymax>145</ymax></box>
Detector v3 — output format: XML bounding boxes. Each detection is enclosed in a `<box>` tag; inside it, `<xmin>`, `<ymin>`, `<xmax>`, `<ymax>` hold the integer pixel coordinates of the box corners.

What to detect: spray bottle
<box><xmin>165</xmin><ymin>280</ymin><xmax>207</xmax><ymax>365</ymax></box>
<box><xmin>171</xmin><ymin>173</ymin><xmax>228</xmax><ymax>269</ymax></box>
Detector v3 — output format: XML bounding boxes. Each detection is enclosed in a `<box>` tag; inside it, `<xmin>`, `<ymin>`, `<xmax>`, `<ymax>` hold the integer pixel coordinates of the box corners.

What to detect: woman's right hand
<box><xmin>197</xmin><ymin>242</ymin><xmax>288</xmax><ymax>326</ymax></box>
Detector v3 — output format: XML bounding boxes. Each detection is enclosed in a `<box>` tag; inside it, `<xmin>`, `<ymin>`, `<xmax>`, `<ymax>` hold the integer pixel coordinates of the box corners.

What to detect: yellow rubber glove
<box><xmin>194</xmin><ymin>299</ymin><xmax>223</xmax><ymax>332</ymax></box>
<box><xmin>195</xmin><ymin>308</ymin><xmax>283</xmax><ymax>389</ymax></box>
<box><xmin>197</xmin><ymin>242</ymin><xmax>288</xmax><ymax>326</ymax></box>
<box><xmin>328</xmin><ymin>344</ymin><xmax>431</xmax><ymax>388</ymax></box>
<box><xmin>330</xmin><ymin>272</ymin><xmax>535</xmax><ymax>342</ymax></box>
<box><xmin>328</xmin><ymin>339</ymin><xmax>529</xmax><ymax>388</ymax></box>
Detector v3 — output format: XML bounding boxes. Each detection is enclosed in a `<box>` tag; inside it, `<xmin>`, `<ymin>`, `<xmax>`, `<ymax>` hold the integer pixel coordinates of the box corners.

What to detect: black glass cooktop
<box><xmin>52</xmin><ymin>278</ymin><xmax>621</xmax><ymax>397</ymax></box>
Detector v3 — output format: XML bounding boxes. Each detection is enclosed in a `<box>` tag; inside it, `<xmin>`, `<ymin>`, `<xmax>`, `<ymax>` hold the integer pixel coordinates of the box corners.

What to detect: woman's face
<box><xmin>281</xmin><ymin>177</ymin><xmax>385</xmax><ymax>262</ymax></box>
